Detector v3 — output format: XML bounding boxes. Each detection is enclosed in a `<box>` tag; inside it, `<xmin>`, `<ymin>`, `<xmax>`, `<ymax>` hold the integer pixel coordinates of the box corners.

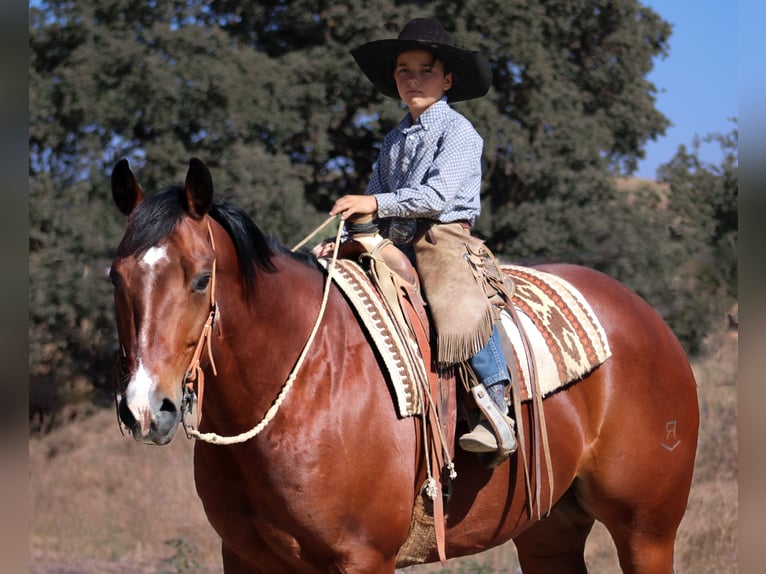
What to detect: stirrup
<box><xmin>469</xmin><ymin>384</ymin><xmax>517</xmax><ymax>456</ymax></box>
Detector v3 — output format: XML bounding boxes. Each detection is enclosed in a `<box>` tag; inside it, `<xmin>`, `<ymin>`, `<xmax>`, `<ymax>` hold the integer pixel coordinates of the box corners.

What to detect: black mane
<box><xmin>116</xmin><ymin>186</ymin><xmax>279</xmax><ymax>293</ymax></box>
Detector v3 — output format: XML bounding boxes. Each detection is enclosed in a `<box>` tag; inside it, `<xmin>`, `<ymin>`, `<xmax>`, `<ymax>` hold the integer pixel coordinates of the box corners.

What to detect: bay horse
<box><xmin>109</xmin><ymin>157</ymin><xmax>698</xmax><ymax>573</ymax></box>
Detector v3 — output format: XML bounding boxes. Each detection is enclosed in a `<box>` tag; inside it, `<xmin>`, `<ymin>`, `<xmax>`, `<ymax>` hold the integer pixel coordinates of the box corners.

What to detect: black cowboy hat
<box><xmin>351</xmin><ymin>18</ymin><xmax>492</xmax><ymax>103</ymax></box>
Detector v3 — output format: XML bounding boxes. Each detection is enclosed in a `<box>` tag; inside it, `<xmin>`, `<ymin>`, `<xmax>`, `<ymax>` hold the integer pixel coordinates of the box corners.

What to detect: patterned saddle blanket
<box><xmin>499</xmin><ymin>266</ymin><xmax>611</xmax><ymax>401</ymax></box>
<box><xmin>321</xmin><ymin>259</ymin><xmax>611</xmax><ymax>417</ymax></box>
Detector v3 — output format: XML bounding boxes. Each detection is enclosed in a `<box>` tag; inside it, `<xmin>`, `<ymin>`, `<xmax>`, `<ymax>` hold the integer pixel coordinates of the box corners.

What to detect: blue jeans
<box><xmin>469</xmin><ymin>324</ymin><xmax>509</xmax><ymax>411</ymax></box>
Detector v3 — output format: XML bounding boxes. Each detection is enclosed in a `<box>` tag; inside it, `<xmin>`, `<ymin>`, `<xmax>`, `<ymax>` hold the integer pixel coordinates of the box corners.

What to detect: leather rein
<box><xmin>178</xmin><ymin>221</ymin><xmax>219</xmax><ymax>436</ymax></box>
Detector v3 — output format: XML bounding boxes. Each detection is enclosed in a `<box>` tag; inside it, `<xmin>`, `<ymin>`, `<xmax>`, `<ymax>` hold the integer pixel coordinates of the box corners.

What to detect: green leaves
<box><xmin>29</xmin><ymin>0</ymin><xmax>736</xmax><ymax>425</ymax></box>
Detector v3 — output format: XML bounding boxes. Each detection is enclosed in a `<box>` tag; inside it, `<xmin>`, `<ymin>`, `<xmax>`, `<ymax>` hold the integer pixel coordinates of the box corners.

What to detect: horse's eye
<box><xmin>193</xmin><ymin>273</ymin><xmax>211</xmax><ymax>292</ymax></box>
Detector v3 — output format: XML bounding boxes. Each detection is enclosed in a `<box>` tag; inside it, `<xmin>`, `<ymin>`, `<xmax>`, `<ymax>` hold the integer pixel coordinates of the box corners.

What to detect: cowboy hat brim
<box><xmin>351</xmin><ymin>38</ymin><xmax>492</xmax><ymax>103</ymax></box>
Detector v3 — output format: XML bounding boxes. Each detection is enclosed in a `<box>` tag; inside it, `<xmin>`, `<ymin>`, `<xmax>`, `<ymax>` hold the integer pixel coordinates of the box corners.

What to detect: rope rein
<box><xmin>180</xmin><ymin>214</ymin><xmax>457</xmax><ymax>555</ymax></box>
<box><xmin>182</xmin><ymin>216</ymin><xmax>343</xmax><ymax>444</ymax></box>
<box><xmin>181</xmin><ymin>211</ymin><xmax>466</xmax><ymax>512</ymax></box>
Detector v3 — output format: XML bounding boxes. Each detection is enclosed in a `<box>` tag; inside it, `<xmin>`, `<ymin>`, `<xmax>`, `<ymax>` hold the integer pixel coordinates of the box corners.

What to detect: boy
<box><xmin>326</xmin><ymin>18</ymin><xmax>515</xmax><ymax>454</ymax></box>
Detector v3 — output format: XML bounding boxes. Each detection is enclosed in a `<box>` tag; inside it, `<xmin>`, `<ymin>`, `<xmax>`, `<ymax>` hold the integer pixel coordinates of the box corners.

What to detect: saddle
<box><xmin>330</xmin><ymin>232</ymin><xmax>517</xmax><ymax>457</ymax></box>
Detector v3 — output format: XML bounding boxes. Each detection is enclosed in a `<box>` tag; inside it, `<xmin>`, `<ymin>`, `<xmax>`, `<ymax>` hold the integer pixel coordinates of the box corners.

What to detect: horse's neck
<box><xmin>203</xmin><ymin>255</ymin><xmax>338</xmax><ymax>431</ymax></box>
<box><xmin>259</xmin><ymin>254</ymin><xmax>327</xmax><ymax>318</ymax></box>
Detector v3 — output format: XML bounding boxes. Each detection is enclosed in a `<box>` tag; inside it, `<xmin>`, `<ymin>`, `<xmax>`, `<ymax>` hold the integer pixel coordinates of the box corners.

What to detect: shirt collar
<box><xmin>399</xmin><ymin>97</ymin><xmax>450</xmax><ymax>134</ymax></box>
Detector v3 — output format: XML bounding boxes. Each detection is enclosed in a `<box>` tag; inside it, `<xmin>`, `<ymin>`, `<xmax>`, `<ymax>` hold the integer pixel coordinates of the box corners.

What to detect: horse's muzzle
<box><xmin>118</xmin><ymin>396</ymin><xmax>180</xmax><ymax>445</ymax></box>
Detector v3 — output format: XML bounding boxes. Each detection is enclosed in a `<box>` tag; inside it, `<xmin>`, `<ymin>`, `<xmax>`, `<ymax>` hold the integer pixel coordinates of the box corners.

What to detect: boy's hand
<box><xmin>330</xmin><ymin>194</ymin><xmax>378</xmax><ymax>220</ymax></box>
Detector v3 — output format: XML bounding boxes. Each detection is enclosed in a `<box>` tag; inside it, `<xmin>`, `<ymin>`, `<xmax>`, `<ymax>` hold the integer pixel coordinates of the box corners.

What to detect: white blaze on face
<box><xmin>138</xmin><ymin>245</ymin><xmax>169</xmax><ymax>350</ymax></box>
<box><xmin>141</xmin><ymin>246</ymin><xmax>169</xmax><ymax>269</ymax></box>
<box><xmin>127</xmin><ymin>245</ymin><xmax>171</xmax><ymax>436</ymax></box>
<box><xmin>126</xmin><ymin>360</ymin><xmax>156</xmax><ymax>437</ymax></box>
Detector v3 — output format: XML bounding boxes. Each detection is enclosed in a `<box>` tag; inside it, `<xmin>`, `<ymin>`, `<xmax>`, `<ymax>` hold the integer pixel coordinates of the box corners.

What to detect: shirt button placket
<box><xmin>402</xmin><ymin>133</ymin><xmax>414</xmax><ymax>170</ymax></box>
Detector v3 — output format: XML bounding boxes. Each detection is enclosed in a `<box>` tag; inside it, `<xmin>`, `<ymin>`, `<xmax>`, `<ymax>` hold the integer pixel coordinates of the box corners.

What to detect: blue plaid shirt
<box><xmin>366</xmin><ymin>98</ymin><xmax>483</xmax><ymax>227</ymax></box>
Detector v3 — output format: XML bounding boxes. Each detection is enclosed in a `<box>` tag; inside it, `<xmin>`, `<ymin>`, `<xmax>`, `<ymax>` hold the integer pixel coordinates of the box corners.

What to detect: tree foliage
<box><xmin>653</xmin><ymin>129</ymin><xmax>738</xmax><ymax>351</ymax></box>
<box><xmin>29</xmin><ymin>0</ymin><xmax>736</xmax><ymax>425</ymax></box>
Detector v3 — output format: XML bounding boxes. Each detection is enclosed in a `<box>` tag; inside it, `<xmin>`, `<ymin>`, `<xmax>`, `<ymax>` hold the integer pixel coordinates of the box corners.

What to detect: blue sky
<box><xmin>635</xmin><ymin>0</ymin><xmax>738</xmax><ymax>179</ymax></box>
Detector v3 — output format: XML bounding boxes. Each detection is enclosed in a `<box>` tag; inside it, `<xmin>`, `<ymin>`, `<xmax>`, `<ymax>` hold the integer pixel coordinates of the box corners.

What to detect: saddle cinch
<box><xmin>317</xmin><ymin>228</ymin><xmax>612</xmax><ymax>564</ymax></box>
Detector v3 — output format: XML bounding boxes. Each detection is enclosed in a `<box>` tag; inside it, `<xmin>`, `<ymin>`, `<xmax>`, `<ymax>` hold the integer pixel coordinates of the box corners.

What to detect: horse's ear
<box><xmin>111</xmin><ymin>159</ymin><xmax>144</xmax><ymax>216</ymax></box>
<box><xmin>184</xmin><ymin>158</ymin><xmax>213</xmax><ymax>219</ymax></box>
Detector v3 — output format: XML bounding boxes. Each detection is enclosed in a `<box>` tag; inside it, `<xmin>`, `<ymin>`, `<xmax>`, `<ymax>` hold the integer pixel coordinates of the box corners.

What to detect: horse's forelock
<box><xmin>117</xmin><ymin>187</ymin><xmax>186</xmax><ymax>258</ymax></box>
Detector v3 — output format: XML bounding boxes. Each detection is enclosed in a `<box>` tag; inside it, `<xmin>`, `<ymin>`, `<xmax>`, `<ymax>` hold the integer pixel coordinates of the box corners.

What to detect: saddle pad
<box><xmin>320</xmin><ymin>259</ymin><xmax>611</xmax><ymax>416</ymax></box>
<box><xmin>319</xmin><ymin>258</ymin><xmax>426</xmax><ymax>417</ymax></box>
<box><xmin>500</xmin><ymin>265</ymin><xmax>612</xmax><ymax>400</ymax></box>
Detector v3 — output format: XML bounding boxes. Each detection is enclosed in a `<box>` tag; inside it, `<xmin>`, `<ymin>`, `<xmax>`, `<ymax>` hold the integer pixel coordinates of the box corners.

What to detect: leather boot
<box><xmin>458</xmin><ymin>419</ymin><xmax>499</xmax><ymax>452</ymax></box>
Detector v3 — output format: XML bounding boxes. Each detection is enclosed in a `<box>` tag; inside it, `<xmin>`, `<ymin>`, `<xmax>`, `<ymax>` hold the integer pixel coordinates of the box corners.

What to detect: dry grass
<box><xmin>29</xmin><ymin>414</ymin><xmax>220</xmax><ymax>573</ymax></box>
<box><xmin>29</xmin><ymin>331</ymin><xmax>737</xmax><ymax>573</ymax></box>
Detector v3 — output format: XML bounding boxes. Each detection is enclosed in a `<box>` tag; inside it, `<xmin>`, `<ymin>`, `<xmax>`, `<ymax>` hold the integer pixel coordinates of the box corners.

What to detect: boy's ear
<box><xmin>444</xmin><ymin>72</ymin><xmax>453</xmax><ymax>92</ymax></box>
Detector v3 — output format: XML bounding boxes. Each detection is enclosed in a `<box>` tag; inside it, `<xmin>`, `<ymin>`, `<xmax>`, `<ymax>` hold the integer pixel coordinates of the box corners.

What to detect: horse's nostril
<box><xmin>159</xmin><ymin>398</ymin><xmax>177</xmax><ymax>414</ymax></box>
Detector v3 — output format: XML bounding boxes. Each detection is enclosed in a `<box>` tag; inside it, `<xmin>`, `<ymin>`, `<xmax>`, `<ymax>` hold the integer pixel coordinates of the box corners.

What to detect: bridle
<box><xmin>112</xmin><ymin>219</ymin><xmax>220</xmax><ymax>438</ymax></box>
<box><xmin>180</xmin><ymin>220</ymin><xmax>219</xmax><ymax>437</ymax></box>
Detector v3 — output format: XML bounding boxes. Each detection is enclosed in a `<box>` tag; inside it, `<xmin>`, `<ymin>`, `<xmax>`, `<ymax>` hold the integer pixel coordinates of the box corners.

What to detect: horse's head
<box><xmin>110</xmin><ymin>158</ymin><xmax>219</xmax><ymax>445</ymax></box>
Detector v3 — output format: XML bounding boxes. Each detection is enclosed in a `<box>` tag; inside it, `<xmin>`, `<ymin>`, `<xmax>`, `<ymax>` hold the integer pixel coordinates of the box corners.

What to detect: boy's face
<box><xmin>394</xmin><ymin>49</ymin><xmax>453</xmax><ymax>119</ymax></box>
